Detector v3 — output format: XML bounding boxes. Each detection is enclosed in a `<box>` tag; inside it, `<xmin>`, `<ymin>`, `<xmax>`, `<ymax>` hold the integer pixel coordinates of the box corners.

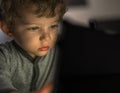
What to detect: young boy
<box><xmin>0</xmin><ymin>0</ymin><xmax>66</xmax><ymax>93</ymax></box>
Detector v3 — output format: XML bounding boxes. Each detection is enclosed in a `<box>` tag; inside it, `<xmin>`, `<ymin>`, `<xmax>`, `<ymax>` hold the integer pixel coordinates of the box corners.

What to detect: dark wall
<box><xmin>59</xmin><ymin>20</ymin><xmax>120</xmax><ymax>75</ymax></box>
<box><xmin>57</xmin><ymin>20</ymin><xmax>120</xmax><ymax>93</ymax></box>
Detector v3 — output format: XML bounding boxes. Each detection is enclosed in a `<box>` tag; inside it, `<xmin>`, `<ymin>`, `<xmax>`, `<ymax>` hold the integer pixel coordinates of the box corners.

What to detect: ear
<box><xmin>0</xmin><ymin>21</ymin><xmax>14</xmax><ymax>38</ymax></box>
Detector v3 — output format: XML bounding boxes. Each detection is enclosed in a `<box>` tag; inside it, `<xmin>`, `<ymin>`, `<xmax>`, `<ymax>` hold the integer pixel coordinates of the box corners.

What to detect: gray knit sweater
<box><xmin>0</xmin><ymin>40</ymin><xmax>58</xmax><ymax>93</ymax></box>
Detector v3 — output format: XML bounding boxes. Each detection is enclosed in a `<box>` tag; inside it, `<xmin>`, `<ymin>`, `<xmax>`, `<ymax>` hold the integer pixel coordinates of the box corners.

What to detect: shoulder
<box><xmin>0</xmin><ymin>40</ymin><xmax>17</xmax><ymax>64</ymax></box>
<box><xmin>0</xmin><ymin>41</ymin><xmax>13</xmax><ymax>68</ymax></box>
<box><xmin>0</xmin><ymin>40</ymin><xmax>15</xmax><ymax>55</ymax></box>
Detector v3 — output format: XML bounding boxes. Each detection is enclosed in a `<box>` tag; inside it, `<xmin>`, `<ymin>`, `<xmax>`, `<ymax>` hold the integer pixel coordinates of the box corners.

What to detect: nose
<box><xmin>39</xmin><ymin>31</ymin><xmax>50</xmax><ymax>41</ymax></box>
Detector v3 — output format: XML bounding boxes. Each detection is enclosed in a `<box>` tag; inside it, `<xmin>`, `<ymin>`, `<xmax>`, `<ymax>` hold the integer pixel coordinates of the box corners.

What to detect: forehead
<box><xmin>16</xmin><ymin>10</ymin><xmax>60</xmax><ymax>24</ymax></box>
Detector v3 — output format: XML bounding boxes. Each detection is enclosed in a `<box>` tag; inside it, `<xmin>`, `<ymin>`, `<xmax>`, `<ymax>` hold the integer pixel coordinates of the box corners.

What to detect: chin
<box><xmin>39</xmin><ymin>51</ymin><xmax>48</xmax><ymax>57</ymax></box>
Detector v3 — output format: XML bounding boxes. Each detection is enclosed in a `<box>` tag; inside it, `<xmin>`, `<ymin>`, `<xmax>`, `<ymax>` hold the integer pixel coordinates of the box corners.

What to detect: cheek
<box><xmin>14</xmin><ymin>33</ymin><xmax>38</xmax><ymax>47</ymax></box>
<box><xmin>16</xmin><ymin>35</ymin><xmax>32</xmax><ymax>42</ymax></box>
<box><xmin>50</xmin><ymin>32</ymin><xmax>58</xmax><ymax>43</ymax></box>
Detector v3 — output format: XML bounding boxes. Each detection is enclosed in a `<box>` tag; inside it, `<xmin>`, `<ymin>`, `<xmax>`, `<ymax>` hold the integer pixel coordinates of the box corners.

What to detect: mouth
<box><xmin>38</xmin><ymin>46</ymin><xmax>50</xmax><ymax>51</ymax></box>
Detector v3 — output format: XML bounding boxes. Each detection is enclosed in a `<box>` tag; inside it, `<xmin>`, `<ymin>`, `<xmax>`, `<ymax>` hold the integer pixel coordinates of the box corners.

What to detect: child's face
<box><xmin>10</xmin><ymin>10</ymin><xmax>60</xmax><ymax>58</ymax></box>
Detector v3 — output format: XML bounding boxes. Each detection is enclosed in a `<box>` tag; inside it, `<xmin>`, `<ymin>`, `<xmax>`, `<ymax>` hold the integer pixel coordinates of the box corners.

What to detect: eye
<box><xmin>51</xmin><ymin>24</ymin><xmax>59</xmax><ymax>29</ymax></box>
<box><xmin>27</xmin><ymin>26</ymin><xmax>40</xmax><ymax>31</ymax></box>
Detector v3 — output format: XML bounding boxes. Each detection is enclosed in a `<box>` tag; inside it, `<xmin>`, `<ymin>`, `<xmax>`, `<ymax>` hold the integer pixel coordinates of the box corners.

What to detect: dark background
<box><xmin>57</xmin><ymin>19</ymin><xmax>120</xmax><ymax>93</ymax></box>
<box><xmin>65</xmin><ymin>0</ymin><xmax>87</xmax><ymax>6</ymax></box>
<box><xmin>56</xmin><ymin>1</ymin><xmax>120</xmax><ymax>92</ymax></box>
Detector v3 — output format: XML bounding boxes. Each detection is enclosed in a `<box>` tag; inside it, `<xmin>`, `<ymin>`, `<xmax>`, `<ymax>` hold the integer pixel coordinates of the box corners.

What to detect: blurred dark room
<box><xmin>0</xmin><ymin>0</ymin><xmax>120</xmax><ymax>93</ymax></box>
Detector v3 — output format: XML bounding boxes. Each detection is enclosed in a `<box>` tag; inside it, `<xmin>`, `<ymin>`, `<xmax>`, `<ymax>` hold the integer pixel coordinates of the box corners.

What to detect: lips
<box><xmin>39</xmin><ymin>46</ymin><xmax>50</xmax><ymax>51</ymax></box>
